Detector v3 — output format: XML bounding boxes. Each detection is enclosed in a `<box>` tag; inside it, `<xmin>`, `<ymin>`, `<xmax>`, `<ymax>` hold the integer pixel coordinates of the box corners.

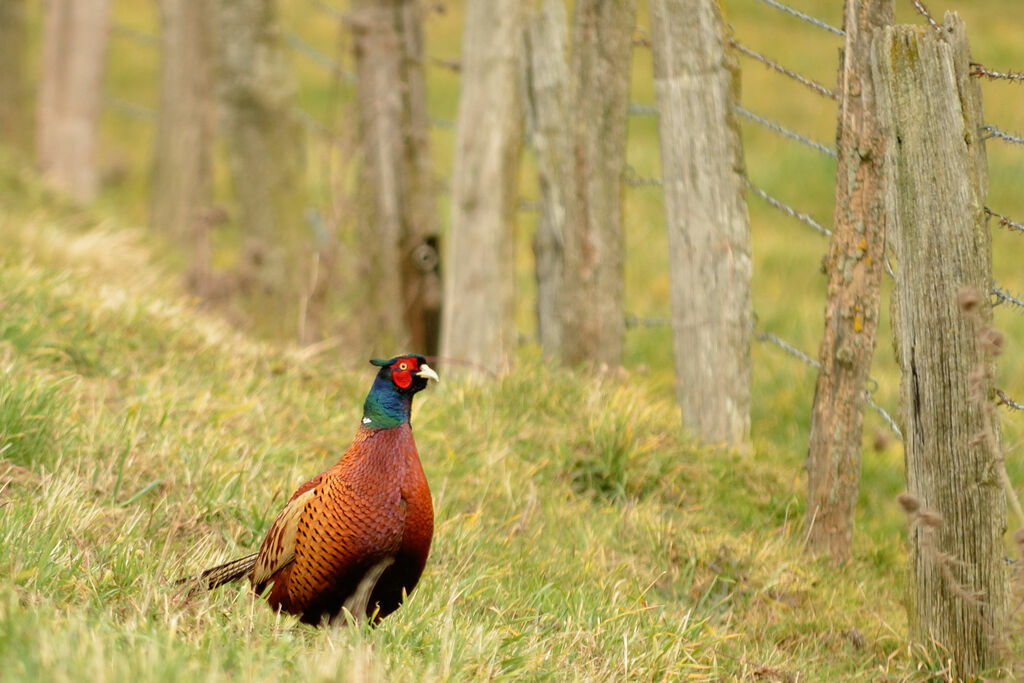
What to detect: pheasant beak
<box><xmin>416</xmin><ymin>364</ymin><xmax>439</xmax><ymax>383</ymax></box>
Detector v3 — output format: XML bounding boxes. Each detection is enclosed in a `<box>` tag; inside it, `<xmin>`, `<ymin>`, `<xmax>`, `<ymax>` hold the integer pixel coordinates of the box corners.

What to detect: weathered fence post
<box><xmin>559</xmin><ymin>0</ymin><xmax>637</xmax><ymax>368</ymax></box>
<box><xmin>151</xmin><ymin>0</ymin><xmax>217</xmax><ymax>296</ymax></box>
<box><xmin>37</xmin><ymin>0</ymin><xmax>112</xmax><ymax>202</ymax></box>
<box><xmin>524</xmin><ymin>0</ymin><xmax>571</xmax><ymax>360</ymax></box>
<box><xmin>873</xmin><ymin>14</ymin><xmax>1006</xmax><ymax>676</ymax></box>
<box><xmin>440</xmin><ymin>0</ymin><xmax>523</xmax><ymax>373</ymax></box>
<box><xmin>217</xmin><ymin>0</ymin><xmax>307</xmax><ymax>336</ymax></box>
<box><xmin>805</xmin><ymin>0</ymin><xmax>892</xmax><ymax>562</ymax></box>
<box><xmin>351</xmin><ymin>0</ymin><xmax>441</xmax><ymax>358</ymax></box>
<box><xmin>649</xmin><ymin>0</ymin><xmax>752</xmax><ymax>448</ymax></box>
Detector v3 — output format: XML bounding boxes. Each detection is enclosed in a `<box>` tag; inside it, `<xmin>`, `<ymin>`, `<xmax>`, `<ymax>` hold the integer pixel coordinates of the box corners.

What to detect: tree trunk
<box><xmin>524</xmin><ymin>0</ymin><xmax>570</xmax><ymax>359</ymax></box>
<box><xmin>560</xmin><ymin>0</ymin><xmax>636</xmax><ymax>367</ymax></box>
<box><xmin>440</xmin><ymin>0</ymin><xmax>523</xmax><ymax>373</ymax></box>
<box><xmin>805</xmin><ymin>0</ymin><xmax>892</xmax><ymax>563</ymax></box>
<box><xmin>649</xmin><ymin>0</ymin><xmax>752</xmax><ymax>449</ymax></box>
<box><xmin>36</xmin><ymin>0</ymin><xmax>112</xmax><ymax>202</ymax></box>
<box><xmin>151</xmin><ymin>0</ymin><xmax>217</xmax><ymax>294</ymax></box>
<box><xmin>0</xmin><ymin>0</ymin><xmax>32</xmax><ymax>155</ymax></box>
<box><xmin>217</xmin><ymin>0</ymin><xmax>307</xmax><ymax>337</ymax></box>
<box><xmin>873</xmin><ymin>15</ymin><xmax>1006</xmax><ymax>677</ymax></box>
<box><xmin>351</xmin><ymin>0</ymin><xmax>441</xmax><ymax>357</ymax></box>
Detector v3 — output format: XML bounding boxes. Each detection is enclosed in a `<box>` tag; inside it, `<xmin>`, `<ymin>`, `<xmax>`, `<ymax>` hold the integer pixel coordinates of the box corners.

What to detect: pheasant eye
<box><xmin>398</xmin><ymin>362</ymin><xmax>408</xmax><ymax>371</ymax></box>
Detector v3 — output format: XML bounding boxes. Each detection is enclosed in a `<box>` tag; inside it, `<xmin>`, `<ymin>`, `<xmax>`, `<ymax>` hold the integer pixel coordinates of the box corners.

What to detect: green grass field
<box><xmin>2</xmin><ymin>0</ymin><xmax>1024</xmax><ymax>679</ymax></box>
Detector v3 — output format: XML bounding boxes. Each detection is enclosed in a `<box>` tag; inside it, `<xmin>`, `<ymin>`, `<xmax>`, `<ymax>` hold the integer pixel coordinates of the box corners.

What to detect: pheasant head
<box><xmin>361</xmin><ymin>354</ymin><xmax>438</xmax><ymax>429</ymax></box>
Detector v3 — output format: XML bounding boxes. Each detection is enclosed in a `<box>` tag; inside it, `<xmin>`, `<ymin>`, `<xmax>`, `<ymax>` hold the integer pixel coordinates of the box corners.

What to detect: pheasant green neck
<box><xmin>361</xmin><ymin>376</ymin><xmax>411</xmax><ymax>429</ymax></box>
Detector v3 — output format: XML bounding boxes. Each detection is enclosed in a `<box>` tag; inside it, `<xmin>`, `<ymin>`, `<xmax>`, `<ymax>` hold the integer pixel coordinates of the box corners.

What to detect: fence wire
<box><xmin>993</xmin><ymin>284</ymin><xmax>1024</xmax><ymax>312</ymax></box>
<box><xmin>745</xmin><ymin>180</ymin><xmax>832</xmax><ymax>237</ymax></box>
<box><xmin>285</xmin><ymin>32</ymin><xmax>353</xmax><ymax>81</ymax></box>
<box><xmin>306</xmin><ymin>0</ymin><xmax>346</xmax><ymax>20</ymax></box>
<box><xmin>752</xmin><ymin>0</ymin><xmax>844</xmax><ymax>37</ymax></box>
<box><xmin>986</xmin><ymin>207</ymin><xmax>1024</xmax><ymax>236</ymax></box>
<box><xmin>103</xmin><ymin>96</ymin><xmax>156</xmax><ymax>121</ymax></box>
<box><xmin>112</xmin><ymin>23</ymin><xmax>158</xmax><ymax>46</ymax></box>
<box><xmin>970</xmin><ymin>62</ymin><xmax>1024</xmax><ymax>83</ymax></box>
<box><xmin>982</xmin><ymin>124</ymin><xmax>1024</xmax><ymax>146</ymax></box>
<box><xmin>623</xmin><ymin>165</ymin><xmax>663</xmax><ymax>188</ymax></box>
<box><xmin>910</xmin><ymin>0</ymin><xmax>942</xmax><ymax>33</ymax></box>
<box><xmin>731</xmin><ymin>41</ymin><xmax>837</xmax><ymax>100</ymax></box>
<box><xmin>734</xmin><ymin>105</ymin><xmax>836</xmax><ymax>158</ymax></box>
<box><xmin>754</xmin><ymin>327</ymin><xmax>902</xmax><ymax>438</ymax></box>
<box><xmin>628</xmin><ymin>102</ymin><xmax>659</xmax><ymax>117</ymax></box>
<box><xmin>997</xmin><ymin>390</ymin><xmax>1024</xmax><ymax>412</ymax></box>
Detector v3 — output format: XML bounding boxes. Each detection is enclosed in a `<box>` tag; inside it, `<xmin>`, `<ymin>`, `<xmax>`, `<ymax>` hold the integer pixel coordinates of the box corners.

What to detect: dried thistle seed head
<box><xmin>980</xmin><ymin>327</ymin><xmax>1004</xmax><ymax>356</ymax></box>
<box><xmin>958</xmin><ymin>287</ymin><xmax>982</xmax><ymax>315</ymax></box>
<box><xmin>897</xmin><ymin>493</ymin><xmax>921</xmax><ymax>515</ymax></box>
<box><xmin>920</xmin><ymin>510</ymin><xmax>943</xmax><ymax>528</ymax></box>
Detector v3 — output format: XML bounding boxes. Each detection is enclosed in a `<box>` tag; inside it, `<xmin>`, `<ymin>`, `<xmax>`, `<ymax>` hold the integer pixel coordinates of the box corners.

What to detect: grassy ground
<box><xmin>2</xmin><ymin>0</ymin><xmax>1024</xmax><ymax>680</ymax></box>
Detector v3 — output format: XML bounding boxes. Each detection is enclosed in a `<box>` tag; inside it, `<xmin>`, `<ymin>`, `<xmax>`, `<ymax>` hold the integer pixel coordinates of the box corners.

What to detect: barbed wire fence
<box><xmin>98</xmin><ymin>0</ymin><xmax>1020</xmax><ymax>425</ymax></box>
<box><xmin>906</xmin><ymin>0</ymin><xmax>1024</xmax><ymax>414</ymax></box>
<box><xmin>622</xmin><ymin>0</ymin><xmax>911</xmax><ymax>437</ymax></box>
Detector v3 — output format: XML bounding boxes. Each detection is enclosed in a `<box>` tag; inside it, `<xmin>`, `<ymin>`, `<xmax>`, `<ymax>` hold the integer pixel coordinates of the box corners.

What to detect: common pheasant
<box><xmin>184</xmin><ymin>355</ymin><xmax>437</xmax><ymax>625</ymax></box>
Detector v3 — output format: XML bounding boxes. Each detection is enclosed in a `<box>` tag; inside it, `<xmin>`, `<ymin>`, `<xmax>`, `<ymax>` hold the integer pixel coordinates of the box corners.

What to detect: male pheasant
<box><xmin>184</xmin><ymin>355</ymin><xmax>437</xmax><ymax>625</ymax></box>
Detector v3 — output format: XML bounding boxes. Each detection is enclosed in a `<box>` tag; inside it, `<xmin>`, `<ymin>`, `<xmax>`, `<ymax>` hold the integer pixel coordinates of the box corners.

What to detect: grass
<box><xmin>1</xmin><ymin>0</ymin><xmax>1024</xmax><ymax>679</ymax></box>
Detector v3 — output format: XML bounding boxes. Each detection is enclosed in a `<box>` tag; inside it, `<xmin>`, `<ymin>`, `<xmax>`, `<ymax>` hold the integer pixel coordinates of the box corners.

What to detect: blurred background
<box><xmin>0</xmin><ymin>0</ymin><xmax>1022</xmax><ymax>453</ymax></box>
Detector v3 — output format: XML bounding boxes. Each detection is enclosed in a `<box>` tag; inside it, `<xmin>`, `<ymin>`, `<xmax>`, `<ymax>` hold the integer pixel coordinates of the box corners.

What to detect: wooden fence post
<box><xmin>351</xmin><ymin>0</ymin><xmax>440</xmax><ymax>358</ymax></box>
<box><xmin>440</xmin><ymin>0</ymin><xmax>523</xmax><ymax>373</ymax></box>
<box><xmin>873</xmin><ymin>15</ymin><xmax>1006</xmax><ymax>676</ymax></box>
<box><xmin>217</xmin><ymin>0</ymin><xmax>307</xmax><ymax>337</ymax></box>
<box><xmin>805</xmin><ymin>0</ymin><xmax>892</xmax><ymax>562</ymax></box>
<box><xmin>649</xmin><ymin>0</ymin><xmax>752</xmax><ymax>448</ymax></box>
<box><xmin>559</xmin><ymin>0</ymin><xmax>636</xmax><ymax>368</ymax></box>
<box><xmin>37</xmin><ymin>0</ymin><xmax>112</xmax><ymax>202</ymax></box>
<box><xmin>151</xmin><ymin>0</ymin><xmax>217</xmax><ymax>297</ymax></box>
<box><xmin>524</xmin><ymin>0</ymin><xmax>571</xmax><ymax>360</ymax></box>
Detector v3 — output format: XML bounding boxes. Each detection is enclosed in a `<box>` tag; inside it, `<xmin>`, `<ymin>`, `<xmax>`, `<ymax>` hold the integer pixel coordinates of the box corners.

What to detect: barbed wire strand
<box><xmin>624</xmin><ymin>165</ymin><xmax>663</xmax><ymax>188</ymax></box>
<box><xmin>103</xmin><ymin>96</ymin><xmax>156</xmax><ymax>121</ymax></box>
<box><xmin>997</xmin><ymin>390</ymin><xmax>1024</xmax><ymax>412</ymax></box>
<box><xmin>112</xmin><ymin>23</ymin><xmax>158</xmax><ymax>46</ymax></box>
<box><xmin>910</xmin><ymin>0</ymin><xmax>942</xmax><ymax>33</ymax></box>
<box><xmin>293</xmin><ymin>107</ymin><xmax>334</xmax><ymax>138</ymax></box>
<box><xmin>982</xmin><ymin>124</ymin><xmax>1024</xmax><ymax>146</ymax></box>
<box><xmin>734</xmin><ymin>105</ymin><xmax>837</xmax><ymax>158</ymax></box>
<box><xmin>307</xmin><ymin>0</ymin><xmax>346</xmax><ymax>20</ymax></box>
<box><xmin>755</xmin><ymin>328</ymin><xmax>903</xmax><ymax>437</ymax></box>
<box><xmin>752</xmin><ymin>0</ymin><xmax>844</xmax><ymax>37</ymax></box>
<box><xmin>746</xmin><ymin>181</ymin><xmax>832</xmax><ymax>236</ymax></box>
<box><xmin>628</xmin><ymin>102</ymin><xmax>659</xmax><ymax>117</ymax></box>
<box><xmin>970</xmin><ymin>62</ymin><xmax>1024</xmax><ymax>83</ymax></box>
<box><xmin>992</xmin><ymin>284</ymin><xmax>1024</xmax><ymax>312</ymax></box>
<box><xmin>285</xmin><ymin>33</ymin><xmax>354</xmax><ymax>81</ymax></box>
<box><xmin>625</xmin><ymin>314</ymin><xmax>671</xmax><ymax>329</ymax></box>
<box><xmin>731</xmin><ymin>41</ymin><xmax>837</xmax><ymax>100</ymax></box>
<box><xmin>985</xmin><ymin>207</ymin><xmax>1024</xmax><ymax>236</ymax></box>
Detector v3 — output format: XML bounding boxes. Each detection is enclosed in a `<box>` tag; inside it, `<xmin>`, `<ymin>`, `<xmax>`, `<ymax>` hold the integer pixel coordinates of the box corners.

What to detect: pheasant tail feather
<box><xmin>177</xmin><ymin>552</ymin><xmax>259</xmax><ymax>591</ymax></box>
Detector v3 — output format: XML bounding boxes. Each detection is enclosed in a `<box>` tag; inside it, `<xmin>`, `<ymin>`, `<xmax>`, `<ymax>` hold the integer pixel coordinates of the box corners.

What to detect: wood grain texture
<box><xmin>559</xmin><ymin>0</ymin><xmax>636</xmax><ymax>368</ymax></box>
<box><xmin>873</xmin><ymin>15</ymin><xmax>1006</xmax><ymax>676</ymax></box>
<box><xmin>649</xmin><ymin>0</ymin><xmax>751</xmax><ymax>447</ymax></box>
<box><xmin>440</xmin><ymin>0</ymin><xmax>523</xmax><ymax>373</ymax></box>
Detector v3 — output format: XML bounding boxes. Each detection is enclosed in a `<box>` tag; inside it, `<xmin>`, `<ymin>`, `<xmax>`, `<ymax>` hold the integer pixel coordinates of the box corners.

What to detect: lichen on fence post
<box><xmin>805</xmin><ymin>0</ymin><xmax>892</xmax><ymax>564</ymax></box>
<box><xmin>872</xmin><ymin>13</ymin><xmax>1007</xmax><ymax>677</ymax></box>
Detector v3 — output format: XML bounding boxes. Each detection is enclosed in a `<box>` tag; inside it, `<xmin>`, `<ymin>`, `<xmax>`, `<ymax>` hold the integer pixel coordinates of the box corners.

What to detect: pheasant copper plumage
<box><xmin>184</xmin><ymin>355</ymin><xmax>437</xmax><ymax>625</ymax></box>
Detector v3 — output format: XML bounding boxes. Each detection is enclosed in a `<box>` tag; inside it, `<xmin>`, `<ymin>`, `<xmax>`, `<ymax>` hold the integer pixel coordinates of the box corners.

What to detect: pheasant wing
<box><xmin>251</xmin><ymin>487</ymin><xmax>317</xmax><ymax>591</ymax></box>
